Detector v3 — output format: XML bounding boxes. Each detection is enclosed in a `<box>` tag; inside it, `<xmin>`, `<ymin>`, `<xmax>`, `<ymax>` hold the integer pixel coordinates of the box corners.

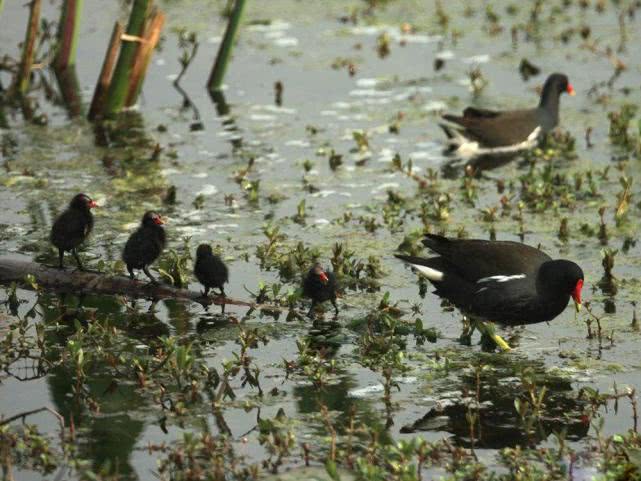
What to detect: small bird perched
<box><xmin>303</xmin><ymin>263</ymin><xmax>339</xmax><ymax>318</ymax></box>
<box><xmin>396</xmin><ymin>234</ymin><xmax>584</xmax><ymax>350</ymax></box>
<box><xmin>194</xmin><ymin>243</ymin><xmax>229</xmax><ymax>311</ymax></box>
<box><xmin>122</xmin><ymin>211</ymin><xmax>166</xmax><ymax>284</ymax></box>
<box><xmin>50</xmin><ymin>193</ymin><xmax>97</xmax><ymax>270</ymax></box>
<box><xmin>440</xmin><ymin>73</ymin><xmax>575</xmax><ymax>159</ymax></box>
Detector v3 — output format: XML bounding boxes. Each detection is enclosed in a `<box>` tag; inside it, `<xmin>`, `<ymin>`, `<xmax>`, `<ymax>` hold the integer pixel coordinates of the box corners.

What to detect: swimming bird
<box><xmin>50</xmin><ymin>193</ymin><xmax>97</xmax><ymax>270</ymax></box>
<box><xmin>396</xmin><ymin>233</ymin><xmax>584</xmax><ymax>350</ymax></box>
<box><xmin>122</xmin><ymin>211</ymin><xmax>166</xmax><ymax>284</ymax></box>
<box><xmin>440</xmin><ymin>73</ymin><xmax>575</xmax><ymax>159</ymax></box>
<box><xmin>303</xmin><ymin>263</ymin><xmax>339</xmax><ymax>318</ymax></box>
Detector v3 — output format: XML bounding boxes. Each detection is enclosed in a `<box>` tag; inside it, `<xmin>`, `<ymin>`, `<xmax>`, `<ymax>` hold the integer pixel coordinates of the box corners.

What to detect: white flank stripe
<box><xmin>450</xmin><ymin>126</ymin><xmax>542</xmax><ymax>160</ymax></box>
<box><xmin>477</xmin><ymin>274</ymin><xmax>526</xmax><ymax>284</ymax></box>
<box><xmin>411</xmin><ymin>264</ymin><xmax>444</xmax><ymax>281</ymax></box>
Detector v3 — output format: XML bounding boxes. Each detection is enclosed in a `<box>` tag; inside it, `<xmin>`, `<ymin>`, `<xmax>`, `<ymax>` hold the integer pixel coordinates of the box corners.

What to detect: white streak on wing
<box><xmin>411</xmin><ymin>264</ymin><xmax>444</xmax><ymax>281</ymax></box>
<box><xmin>477</xmin><ymin>274</ymin><xmax>526</xmax><ymax>284</ymax></box>
<box><xmin>449</xmin><ymin>126</ymin><xmax>542</xmax><ymax>160</ymax></box>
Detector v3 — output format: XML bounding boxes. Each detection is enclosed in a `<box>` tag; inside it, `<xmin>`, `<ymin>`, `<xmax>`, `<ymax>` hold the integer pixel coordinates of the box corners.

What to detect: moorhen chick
<box><xmin>122</xmin><ymin>211</ymin><xmax>166</xmax><ymax>284</ymax></box>
<box><xmin>194</xmin><ymin>243</ymin><xmax>229</xmax><ymax>311</ymax></box>
<box><xmin>303</xmin><ymin>263</ymin><xmax>339</xmax><ymax>318</ymax></box>
<box><xmin>50</xmin><ymin>193</ymin><xmax>97</xmax><ymax>270</ymax></box>
<box><xmin>396</xmin><ymin>234</ymin><xmax>584</xmax><ymax>350</ymax></box>
<box><xmin>440</xmin><ymin>73</ymin><xmax>575</xmax><ymax>158</ymax></box>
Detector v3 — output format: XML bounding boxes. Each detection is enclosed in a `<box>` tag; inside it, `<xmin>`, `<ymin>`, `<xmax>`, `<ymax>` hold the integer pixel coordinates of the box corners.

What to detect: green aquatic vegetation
<box><xmin>156</xmin><ymin>237</ymin><xmax>192</xmax><ymax>288</ymax></box>
<box><xmin>608</xmin><ymin>103</ymin><xmax>638</xmax><ymax>149</ymax></box>
<box><xmin>258</xmin><ymin>409</ymin><xmax>297</xmax><ymax>474</ymax></box>
<box><xmin>330</xmin><ymin>243</ymin><xmax>384</xmax><ymax>291</ymax></box>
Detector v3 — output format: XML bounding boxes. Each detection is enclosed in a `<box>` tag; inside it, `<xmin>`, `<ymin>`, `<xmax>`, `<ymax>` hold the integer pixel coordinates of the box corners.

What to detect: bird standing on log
<box><xmin>194</xmin><ymin>243</ymin><xmax>229</xmax><ymax>312</ymax></box>
<box><xmin>122</xmin><ymin>211</ymin><xmax>166</xmax><ymax>284</ymax></box>
<box><xmin>50</xmin><ymin>193</ymin><xmax>97</xmax><ymax>270</ymax></box>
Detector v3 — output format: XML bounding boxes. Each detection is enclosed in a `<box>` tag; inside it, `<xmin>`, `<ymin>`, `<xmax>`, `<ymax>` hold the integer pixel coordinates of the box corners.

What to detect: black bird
<box><xmin>303</xmin><ymin>263</ymin><xmax>339</xmax><ymax>318</ymax></box>
<box><xmin>50</xmin><ymin>193</ymin><xmax>97</xmax><ymax>270</ymax></box>
<box><xmin>440</xmin><ymin>73</ymin><xmax>575</xmax><ymax>158</ymax></box>
<box><xmin>194</xmin><ymin>243</ymin><xmax>229</xmax><ymax>311</ymax></box>
<box><xmin>122</xmin><ymin>211</ymin><xmax>166</xmax><ymax>284</ymax></box>
<box><xmin>396</xmin><ymin>234</ymin><xmax>584</xmax><ymax>350</ymax></box>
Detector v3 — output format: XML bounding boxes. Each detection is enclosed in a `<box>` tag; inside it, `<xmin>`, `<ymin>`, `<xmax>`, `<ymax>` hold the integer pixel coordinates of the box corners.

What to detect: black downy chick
<box><xmin>50</xmin><ymin>193</ymin><xmax>97</xmax><ymax>270</ymax></box>
<box><xmin>303</xmin><ymin>263</ymin><xmax>339</xmax><ymax>317</ymax></box>
<box><xmin>122</xmin><ymin>211</ymin><xmax>166</xmax><ymax>284</ymax></box>
<box><xmin>194</xmin><ymin>243</ymin><xmax>229</xmax><ymax>312</ymax></box>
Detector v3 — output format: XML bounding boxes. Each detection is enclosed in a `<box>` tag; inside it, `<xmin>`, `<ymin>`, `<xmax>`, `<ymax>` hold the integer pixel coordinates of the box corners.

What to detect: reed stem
<box><xmin>207</xmin><ymin>0</ymin><xmax>247</xmax><ymax>93</ymax></box>
<box><xmin>125</xmin><ymin>8</ymin><xmax>165</xmax><ymax>107</ymax></box>
<box><xmin>54</xmin><ymin>0</ymin><xmax>84</xmax><ymax>71</ymax></box>
<box><xmin>14</xmin><ymin>0</ymin><xmax>41</xmax><ymax>95</ymax></box>
<box><xmin>88</xmin><ymin>21</ymin><xmax>123</xmax><ymax>121</ymax></box>
<box><xmin>103</xmin><ymin>0</ymin><xmax>151</xmax><ymax>116</ymax></box>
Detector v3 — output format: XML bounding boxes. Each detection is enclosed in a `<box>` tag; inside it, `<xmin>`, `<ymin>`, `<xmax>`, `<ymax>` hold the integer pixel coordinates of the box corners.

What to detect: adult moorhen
<box><xmin>50</xmin><ymin>193</ymin><xmax>97</xmax><ymax>270</ymax></box>
<box><xmin>396</xmin><ymin>234</ymin><xmax>584</xmax><ymax>350</ymax></box>
<box><xmin>303</xmin><ymin>263</ymin><xmax>339</xmax><ymax>318</ymax></box>
<box><xmin>440</xmin><ymin>73</ymin><xmax>575</xmax><ymax>159</ymax></box>
<box><xmin>194</xmin><ymin>243</ymin><xmax>229</xmax><ymax>312</ymax></box>
<box><xmin>122</xmin><ymin>211</ymin><xmax>166</xmax><ymax>284</ymax></box>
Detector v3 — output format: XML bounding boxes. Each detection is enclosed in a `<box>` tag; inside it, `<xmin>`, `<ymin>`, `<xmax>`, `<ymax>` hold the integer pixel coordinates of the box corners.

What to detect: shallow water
<box><xmin>2</xmin><ymin>0</ymin><xmax>641</xmax><ymax>479</ymax></box>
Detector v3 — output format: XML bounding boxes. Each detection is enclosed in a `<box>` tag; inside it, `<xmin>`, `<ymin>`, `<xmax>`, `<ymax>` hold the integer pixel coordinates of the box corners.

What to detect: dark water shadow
<box><xmin>400</xmin><ymin>356</ymin><xmax>590</xmax><ymax>449</ymax></box>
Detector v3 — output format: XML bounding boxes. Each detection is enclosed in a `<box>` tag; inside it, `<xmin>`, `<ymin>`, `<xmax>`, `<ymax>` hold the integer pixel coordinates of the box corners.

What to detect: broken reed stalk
<box><xmin>125</xmin><ymin>8</ymin><xmax>165</xmax><ymax>107</ymax></box>
<box><xmin>103</xmin><ymin>0</ymin><xmax>151</xmax><ymax>116</ymax></box>
<box><xmin>14</xmin><ymin>0</ymin><xmax>42</xmax><ymax>95</ymax></box>
<box><xmin>207</xmin><ymin>0</ymin><xmax>247</xmax><ymax>93</ymax></box>
<box><xmin>88</xmin><ymin>21</ymin><xmax>123</xmax><ymax>121</ymax></box>
<box><xmin>53</xmin><ymin>0</ymin><xmax>84</xmax><ymax>71</ymax></box>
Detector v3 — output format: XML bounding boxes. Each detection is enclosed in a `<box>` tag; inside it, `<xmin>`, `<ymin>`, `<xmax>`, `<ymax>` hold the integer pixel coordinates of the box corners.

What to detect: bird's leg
<box><xmin>307</xmin><ymin>300</ymin><xmax>317</xmax><ymax>318</ymax></box>
<box><xmin>57</xmin><ymin>248</ymin><xmax>64</xmax><ymax>269</ymax></box>
<box><xmin>331</xmin><ymin>297</ymin><xmax>339</xmax><ymax>317</ymax></box>
<box><xmin>72</xmin><ymin>249</ymin><xmax>84</xmax><ymax>271</ymax></box>
<box><xmin>474</xmin><ymin>320</ymin><xmax>511</xmax><ymax>352</ymax></box>
<box><xmin>459</xmin><ymin>316</ymin><xmax>473</xmax><ymax>346</ymax></box>
<box><xmin>143</xmin><ymin>266</ymin><xmax>158</xmax><ymax>284</ymax></box>
<box><xmin>127</xmin><ymin>266</ymin><xmax>136</xmax><ymax>280</ymax></box>
<box><xmin>202</xmin><ymin>286</ymin><xmax>210</xmax><ymax>297</ymax></box>
<box><xmin>219</xmin><ymin>287</ymin><xmax>226</xmax><ymax>314</ymax></box>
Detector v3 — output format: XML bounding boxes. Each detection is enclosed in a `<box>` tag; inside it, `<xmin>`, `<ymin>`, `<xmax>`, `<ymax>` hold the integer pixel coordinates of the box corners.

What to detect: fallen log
<box><xmin>0</xmin><ymin>257</ymin><xmax>272</xmax><ymax>310</ymax></box>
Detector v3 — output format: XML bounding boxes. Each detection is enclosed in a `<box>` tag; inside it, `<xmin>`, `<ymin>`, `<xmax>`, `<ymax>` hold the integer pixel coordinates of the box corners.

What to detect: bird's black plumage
<box><xmin>303</xmin><ymin>263</ymin><xmax>339</xmax><ymax>317</ymax></box>
<box><xmin>441</xmin><ymin>73</ymin><xmax>574</xmax><ymax>149</ymax></box>
<box><xmin>122</xmin><ymin>211</ymin><xmax>166</xmax><ymax>283</ymax></box>
<box><xmin>194</xmin><ymin>243</ymin><xmax>229</xmax><ymax>297</ymax></box>
<box><xmin>50</xmin><ymin>193</ymin><xmax>96</xmax><ymax>269</ymax></box>
<box><xmin>396</xmin><ymin>234</ymin><xmax>584</xmax><ymax>326</ymax></box>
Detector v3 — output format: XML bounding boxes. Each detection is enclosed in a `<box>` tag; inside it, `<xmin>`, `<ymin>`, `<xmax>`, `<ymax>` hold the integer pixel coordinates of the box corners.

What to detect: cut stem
<box><xmin>53</xmin><ymin>0</ymin><xmax>84</xmax><ymax>71</ymax></box>
<box><xmin>88</xmin><ymin>21</ymin><xmax>123</xmax><ymax>121</ymax></box>
<box><xmin>125</xmin><ymin>8</ymin><xmax>165</xmax><ymax>107</ymax></box>
<box><xmin>103</xmin><ymin>0</ymin><xmax>151</xmax><ymax>116</ymax></box>
<box><xmin>14</xmin><ymin>0</ymin><xmax>42</xmax><ymax>95</ymax></box>
<box><xmin>207</xmin><ymin>0</ymin><xmax>247</xmax><ymax>93</ymax></box>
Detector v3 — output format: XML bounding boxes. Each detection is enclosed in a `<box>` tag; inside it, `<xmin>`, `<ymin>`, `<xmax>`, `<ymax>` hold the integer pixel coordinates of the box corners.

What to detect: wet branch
<box><xmin>0</xmin><ymin>257</ymin><xmax>281</xmax><ymax>311</ymax></box>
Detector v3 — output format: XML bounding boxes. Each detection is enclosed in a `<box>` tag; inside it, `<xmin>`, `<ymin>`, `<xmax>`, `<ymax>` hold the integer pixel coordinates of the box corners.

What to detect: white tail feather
<box><xmin>410</xmin><ymin>264</ymin><xmax>444</xmax><ymax>281</ymax></box>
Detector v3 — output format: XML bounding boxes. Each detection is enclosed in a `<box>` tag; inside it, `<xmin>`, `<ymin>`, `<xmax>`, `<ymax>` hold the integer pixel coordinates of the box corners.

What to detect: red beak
<box><xmin>572</xmin><ymin>279</ymin><xmax>583</xmax><ymax>311</ymax></box>
<box><xmin>319</xmin><ymin>271</ymin><xmax>329</xmax><ymax>283</ymax></box>
<box><xmin>88</xmin><ymin>200</ymin><xmax>98</xmax><ymax>208</ymax></box>
<box><xmin>567</xmin><ymin>83</ymin><xmax>576</xmax><ymax>96</ymax></box>
<box><xmin>154</xmin><ymin>216</ymin><xmax>165</xmax><ymax>225</ymax></box>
